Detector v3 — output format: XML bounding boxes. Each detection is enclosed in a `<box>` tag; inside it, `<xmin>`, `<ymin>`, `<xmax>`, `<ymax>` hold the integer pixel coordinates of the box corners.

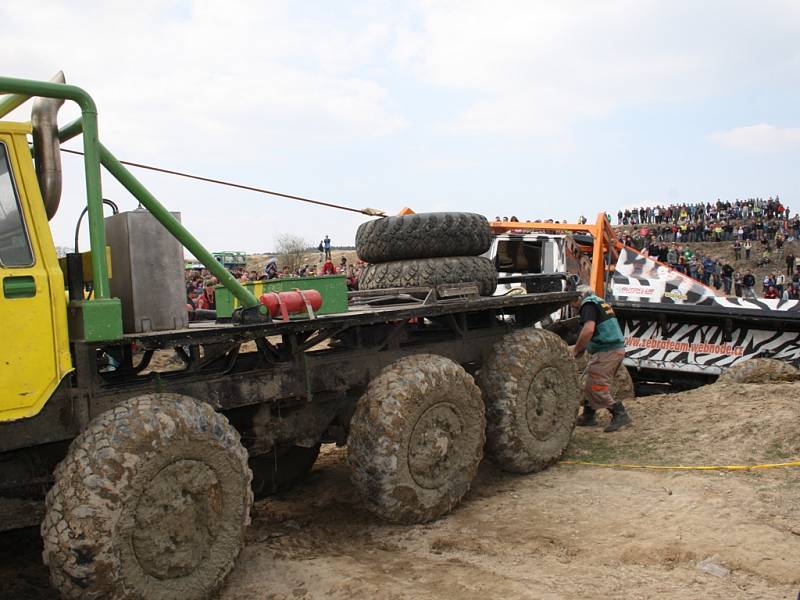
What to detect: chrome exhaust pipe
<box><xmin>31</xmin><ymin>71</ymin><xmax>65</xmax><ymax>220</ymax></box>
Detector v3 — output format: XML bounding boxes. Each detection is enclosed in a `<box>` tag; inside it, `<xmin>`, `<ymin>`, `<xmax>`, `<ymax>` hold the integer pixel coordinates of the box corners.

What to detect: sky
<box><xmin>2</xmin><ymin>1</ymin><xmax>800</xmax><ymax>254</ymax></box>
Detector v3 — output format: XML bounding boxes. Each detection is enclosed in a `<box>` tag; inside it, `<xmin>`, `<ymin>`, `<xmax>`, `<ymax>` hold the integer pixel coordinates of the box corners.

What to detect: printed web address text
<box><xmin>625</xmin><ymin>336</ymin><xmax>744</xmax><ymax>356</ymax></box>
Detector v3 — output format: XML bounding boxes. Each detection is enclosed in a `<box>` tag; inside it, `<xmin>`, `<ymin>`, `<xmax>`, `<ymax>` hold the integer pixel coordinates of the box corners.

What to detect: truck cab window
<box><xmin>0</xmin><ymin>143</ymin><xmax>33</xmax><ymax>267</ymax></box>
<box><xmin>495</xmin><ymin>240</ymin><xmax>543</xmax><ymax>273</ymax></box>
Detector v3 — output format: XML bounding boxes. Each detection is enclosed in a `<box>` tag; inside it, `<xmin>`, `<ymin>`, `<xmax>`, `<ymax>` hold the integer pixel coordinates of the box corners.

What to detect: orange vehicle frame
<box><xmin>489</xmin><ymin>213</ymin><xmax>623</xmax><ymax>297</ymax></box>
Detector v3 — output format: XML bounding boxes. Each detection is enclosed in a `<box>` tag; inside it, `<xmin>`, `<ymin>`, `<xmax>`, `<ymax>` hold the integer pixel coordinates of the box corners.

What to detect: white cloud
<box><xmin>709</xmin><ymin>124</ymin><xmax>800</xmax><ymax>153</ymax></box>
<box><xmin>394</xmin><ymin>0</ymin><xmax>800</xmax><ymax>137</ymax></box>
<box><xmin>0</xmin><ymin>1</ymin><xmax>406</xmax><ymax>157</ymax></box>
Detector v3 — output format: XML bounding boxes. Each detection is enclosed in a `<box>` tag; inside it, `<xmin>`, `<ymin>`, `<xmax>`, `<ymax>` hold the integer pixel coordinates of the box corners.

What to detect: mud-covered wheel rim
<box><xmin>525</xmin><ymin>366</ymin><xmax>562</xmax><ymax>441</ymax></box>
<box><xmin>408</xmin><ymin>402</ymin><xmax>464</xmax><ymax>489</ymax></box>
<box><xmin>132</xmin><ymin>459</ymin><xmax>223</xmax><ymax>579</ymax></box>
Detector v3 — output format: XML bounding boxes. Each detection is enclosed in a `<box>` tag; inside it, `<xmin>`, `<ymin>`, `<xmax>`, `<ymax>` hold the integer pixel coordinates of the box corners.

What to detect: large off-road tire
<box><xmin>356</xmin><ymin>212</ymin><xmax>491</xmax><ymax>263</ymax></box>
<box><xmin>348</xmin><ymin>354</ymin><xmax>485</xmax><ymax>524</ymax></box>
<box><xmin>576</xmin><ymin>353</ymin><xmax>635</xmax><ymax>402</ymax></box>
<box><xmin>249</xmin><ymin>443</ymin><xmax>321</xmax><ymax>498</ymax></box>
<box><xmin>42</xmin><ymin>394</ymin><xmax>252</xmax><ymax>600</ymax></box>
<box><xmin>717</xmin><ymin>358</ymin><xmax>800</xmax><ymax>384</ymax></box>
<box><xmin>478</xmin><ymin>329</ymin><xmax>582</xmax><ymax>473</ymax></box>
<box><xmin>359</xmin><ymin>256</ymin><xmax>498</xmax><ymax>296</ymax></box>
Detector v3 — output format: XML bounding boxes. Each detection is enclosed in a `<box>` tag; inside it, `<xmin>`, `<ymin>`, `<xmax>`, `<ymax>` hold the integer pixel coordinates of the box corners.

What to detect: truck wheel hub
<box><xmin>408</xmin><ymin>403</ymin><xmax>462</xmax><ymax>489</ymax></box>
<box><xmin>526</xmin><ymin>366</ymin><xmax>561</xmax><ymax>440</ymax></box>
<box><xmin>132</xmin><ymin>459</ymin><xmax>222</xmax><ymax>579</ymax></box>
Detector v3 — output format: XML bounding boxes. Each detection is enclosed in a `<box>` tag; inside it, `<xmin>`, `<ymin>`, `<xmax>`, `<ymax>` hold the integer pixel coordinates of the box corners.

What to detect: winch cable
<box><xmin>60</xmin><ymin>147</ymin><xmax>381</xmax><ymax>216</ymax></box>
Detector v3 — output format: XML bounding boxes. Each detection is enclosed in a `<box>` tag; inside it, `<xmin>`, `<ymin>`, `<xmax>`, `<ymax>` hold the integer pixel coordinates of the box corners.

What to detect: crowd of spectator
<box><xmin>615</xmin><ymin>197</ymin><xmax>798</xmax><ymax>243</ymax></box>
<box><xmin>185</xmin><ymin>253</ymin><xmax>363</xmax><ymax>311</ymax></box>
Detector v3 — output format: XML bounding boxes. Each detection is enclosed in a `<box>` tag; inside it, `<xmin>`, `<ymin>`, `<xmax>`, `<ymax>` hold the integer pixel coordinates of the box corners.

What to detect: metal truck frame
<box><xmin>0</xmin><ymin>75</ymin><xmax>581</xmax><ymax>599</ymax></box>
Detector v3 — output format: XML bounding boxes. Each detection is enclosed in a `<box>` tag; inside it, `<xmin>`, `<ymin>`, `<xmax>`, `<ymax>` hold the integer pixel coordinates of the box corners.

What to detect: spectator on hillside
<box><xmin>786</xmin><ymin>253</ymin><xmax>796</xmax><ymax>276</ymax></box>
<box><xmin>339</xmin><ymin>256</ymin><xmax>348</xmax><ymax>273</ymax></box>
<box><xmin>702</xmin><ymin>257</ymin><xmax>715</xmax><ymax>286</ymax></box>
<box><xmin>324</xmin><ymin>235</ymin><xmax>332</xmax><ymax>260</ymax></box>
<box><xmin>763</xmin><ymin>273</ymin><xmax>775</xmax><ymax>293</ymax></box>
<box><xmin>317</xmin><ymin>240</ymin><xmax>324</xmax><ymax>263</ymax></box>
<box><xmin>742</xmin><ymin>271</ymin><xmax>757</xmax><ymax>299</ymax></box>
<box><xmin>264</xmin><ymin>258</ymin><xmax>279</xmax><ymax>279</ymax></box>
<box><xmin>775</xmin><ymin>272</ymin><xmax>785</xmax><ymax>295</ymax></box>
<box><xmin>195</xmin><ymin>280</ymin><xmax>216</xmax><ymax>310</ymax></box>
<box><xmin>667</xmin><ymin>245</ymin><xmax>678</xmax><ymax>267</ymax></box>
<box><xmin>721</xmin><ymin>263</ymin><xmax>734</xmax><ymax>296</ymax></box>
<box><xmin>744</xmin><ymin>239</ymin><xmax>752</xmax><ymax>260</ymax></box>
<box><xmin>733</xmin><ymin>240</ymin><xmax>742</xmax><ymax>261</ymax></box>
<box><xmin>757</xmin><ymin>248</ymin><xmax>771</xmax><ymax>267</ymax></box>
<box><xmin>186</xmin><ymin>288</ymin><xmax>198</xmax><ymax>310</ymax></box>
<box><xmin>346</xmin><ymin>265</ymin><xmax>358</xmax><ymax>291</ymax></box>
<box><xmin>321</xmin><ymin>259</ymin><xmax>337</xmax><ymax>275</ymax></box>
<box><xmin>733</xmin><ymin>271</ymin><xmax>743</xmax><ymax>297</ymax></box>
<box><xmin>764</xmin><ymin>285</ymin><xmax>780</xmax><ymax>299</ymax></box>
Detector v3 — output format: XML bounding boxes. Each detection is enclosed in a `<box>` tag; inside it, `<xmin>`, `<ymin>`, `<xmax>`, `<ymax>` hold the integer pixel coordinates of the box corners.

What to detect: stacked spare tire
<box><xmin>356</xmin><ymin>212</ymin><xmax>497</xmax><ymax>296</ymax></box>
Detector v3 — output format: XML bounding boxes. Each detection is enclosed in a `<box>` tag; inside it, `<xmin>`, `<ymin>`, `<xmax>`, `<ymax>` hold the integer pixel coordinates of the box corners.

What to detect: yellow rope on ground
<box><xmin>559</xmin><ymin>460</ymin><xmax>800</xmax><ymax>471</ymax></box>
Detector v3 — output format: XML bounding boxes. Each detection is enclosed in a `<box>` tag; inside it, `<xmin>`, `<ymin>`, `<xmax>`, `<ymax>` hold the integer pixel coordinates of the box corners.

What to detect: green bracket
<box><xmin>67</xmin><ymin>298</ymin><xmax>123</xmax><ymax>342</ymax></box>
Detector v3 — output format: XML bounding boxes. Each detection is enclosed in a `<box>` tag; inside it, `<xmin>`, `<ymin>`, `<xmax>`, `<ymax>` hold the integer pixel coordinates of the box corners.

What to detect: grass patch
<box><xmin>763</xmin><ymin>439</ymin><xmax>796</xmax><ymax>462</ymax></box>
<box><xmin>563</xmin><ymin>435</ymin><xmax>619</xmax><ymax>463</ymax></box>
<box><xmin>564</xmin><ymin>432</ymin><xmax>666</xmax><ymax>465</ymax></box>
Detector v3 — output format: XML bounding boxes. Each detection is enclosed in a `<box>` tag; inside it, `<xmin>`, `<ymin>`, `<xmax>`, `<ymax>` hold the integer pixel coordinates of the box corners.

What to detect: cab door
<box><xmin>0</xmin><ymin>130</ymin><xmax>71</xmax><ymax>421</ymax></box>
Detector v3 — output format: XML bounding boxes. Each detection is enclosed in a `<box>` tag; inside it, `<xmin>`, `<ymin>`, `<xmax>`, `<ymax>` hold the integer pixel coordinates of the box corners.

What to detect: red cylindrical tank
<box><xmin>259</xmin><ymin>289</ymin><xmax>323</xmax><ymax>319</ymax></box>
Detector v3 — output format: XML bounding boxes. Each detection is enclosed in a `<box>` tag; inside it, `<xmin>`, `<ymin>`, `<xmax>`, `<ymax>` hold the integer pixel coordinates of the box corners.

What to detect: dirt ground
<box><xmin>2</xmin><ymin>380</ymin><xmax>798</xmax><ymax>599</ymax></box>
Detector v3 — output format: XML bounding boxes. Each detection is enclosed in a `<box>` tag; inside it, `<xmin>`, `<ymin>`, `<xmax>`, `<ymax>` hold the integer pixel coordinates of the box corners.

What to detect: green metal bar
<box><xmin>98</xmin><ymin>143</ymin><xmax>262</xmax><ymax>309</ymax></box>
<box><xmin>58</xmin><ymin>116</ymin><xmax>83</xmax><ymax>143</ymax></box>
<box><xmin>0</xmin><ymin>92</ymin><xmax>30</xmax><ymax>118</ymax></box>
<box><xmin>0</xmin><ymin>76</ymin><xmax>109</xmax><ymax>299</ymax></box>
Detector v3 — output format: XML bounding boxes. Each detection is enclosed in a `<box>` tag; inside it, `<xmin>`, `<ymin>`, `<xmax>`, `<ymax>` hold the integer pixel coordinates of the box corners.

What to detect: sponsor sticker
<box><xmin>663</xmin><ymin>290</ymin><xmax>688</xmax><ymax>301</ymax></box>
<box><xmin>612</xmin><ymin>283</ymin><xmax>660</xmax><ymax>298</ymax></box>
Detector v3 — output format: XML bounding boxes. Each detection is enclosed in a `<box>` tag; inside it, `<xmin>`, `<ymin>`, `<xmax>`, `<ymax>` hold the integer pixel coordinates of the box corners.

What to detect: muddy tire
<box><xmin>359</xmin><ymin>256</ymin><xmax>497</xmax><ymax>296</ymax></box>
<box><xmin>42</xmin><ymin>394</ymin><xmax>252</xmax><ymax>600</ymax></box>
<box><xmin>478</xmin><ymin>329</ymin><xmax>582</xmax><ymax>473</ymax></box>
<box><xmin>356</xmin><ymin>212</ymin><xmax>491</xmax><ymax>263</ymax></box>
<box><xmin>717</xmin><ymin>358</ymin><xmax>800</xmax><ymax>384</ymax></box>
<box><xmin>576</xmin><ymin>354</ymin><xmax>635</xmax><ymax>402</ymax></box>
<box><xmin>348</xmin><ymin>354</ymin><xmax>485</xmax><ymax>524</ymax></box>
<box><xmin>249</xmin><ymin>443</ymin><xmax>321</xmax><ymax>498</ymax></box>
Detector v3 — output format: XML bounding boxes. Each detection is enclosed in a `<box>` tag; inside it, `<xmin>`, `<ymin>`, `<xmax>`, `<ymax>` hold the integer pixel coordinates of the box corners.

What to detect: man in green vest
<box><xmin>571</xmin><ymin>285</ymin><xmax>632</xmax><ymax>432</ymax></box>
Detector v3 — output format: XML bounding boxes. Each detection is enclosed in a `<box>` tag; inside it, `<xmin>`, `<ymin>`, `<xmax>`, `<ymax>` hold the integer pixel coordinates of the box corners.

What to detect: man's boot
<box><xmin>575</xmin><ymin>403</ymin><xmax>597</xmax><ymax>427</ymax></box>
<box><xmin>604</xmin><ymin>402</ymin><xmax>632</xmax><ymax>433</ymax></box>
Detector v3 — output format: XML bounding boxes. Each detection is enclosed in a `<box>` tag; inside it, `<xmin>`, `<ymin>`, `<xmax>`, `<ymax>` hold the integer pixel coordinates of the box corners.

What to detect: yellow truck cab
<box><xmin>0</xmin><ymin>120</ymin><xmax>72</xmax><ymax>421</ymax></box>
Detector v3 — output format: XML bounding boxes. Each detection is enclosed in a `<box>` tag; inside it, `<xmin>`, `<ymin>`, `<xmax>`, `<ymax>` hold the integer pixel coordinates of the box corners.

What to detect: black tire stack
<box><xmin>356</xmin><ymin>212</ymin><xmax>497</xmax><ymax>295</ymax></box>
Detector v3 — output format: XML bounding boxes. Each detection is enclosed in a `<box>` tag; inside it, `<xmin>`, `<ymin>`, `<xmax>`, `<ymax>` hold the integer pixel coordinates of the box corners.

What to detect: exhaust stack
<box><xmin>31</xmin><ymin>71</ymin><xmax>65</xmax><ymax>220</ymax></box>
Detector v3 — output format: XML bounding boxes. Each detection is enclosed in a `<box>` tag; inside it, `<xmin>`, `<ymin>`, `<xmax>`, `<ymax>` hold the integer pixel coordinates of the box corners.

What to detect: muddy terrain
<box><xmin>2</xmin><ymin>381</ymin><xmax>798</xmax><ymax>599</ymax></box>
